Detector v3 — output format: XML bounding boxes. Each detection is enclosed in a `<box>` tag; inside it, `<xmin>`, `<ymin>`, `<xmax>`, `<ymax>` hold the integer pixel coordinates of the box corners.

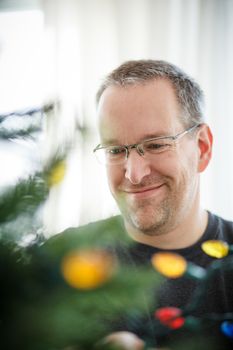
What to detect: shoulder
<box><xmin>63</xmin><ymin>215</ymin><xmax>124</xmax><ymax>237</ymax></box>
<box><xmin>208</xmin><ymin>211</ymin><xmax>233</xmax><ymax>243</ymax></box>
<box><xmin>42</xmin><ymin>215</ymin><xmax>126</xmax><ymax>257</ymax></box>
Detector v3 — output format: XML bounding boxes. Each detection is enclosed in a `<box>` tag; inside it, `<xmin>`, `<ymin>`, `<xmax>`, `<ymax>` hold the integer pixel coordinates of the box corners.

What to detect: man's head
<box><xmin>96</xmin><ymin>60</ymin><xmax>205</xmax><ymax>128</ymax></box>
<box><xmin>95</xmin><ymin>60</ymin><xmax>212</xmax><ymax>245</ymax></box>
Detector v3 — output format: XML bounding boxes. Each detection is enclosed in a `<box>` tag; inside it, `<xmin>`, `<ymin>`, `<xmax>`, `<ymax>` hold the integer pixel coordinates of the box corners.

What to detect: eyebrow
<box><xmin>101</xmin><ymin>132</ymin><xmax>172</xmax><ymax>146</ymax></box>
<box><xmin>100</xmin><ymin>138</ymin><xmax>120</xmax><ymax>146</ymax></box>
<box><xmin>140</xmin><ymin>133</ymin><xmax>171</xmax><ymax>140</ymax></box>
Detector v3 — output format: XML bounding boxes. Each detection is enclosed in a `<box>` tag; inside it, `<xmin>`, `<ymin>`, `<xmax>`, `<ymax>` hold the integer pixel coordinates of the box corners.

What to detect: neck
<box><xmin>124</xmin><ymin>207</ymin><xmax>208</xmax><ymax>250</ymax></box>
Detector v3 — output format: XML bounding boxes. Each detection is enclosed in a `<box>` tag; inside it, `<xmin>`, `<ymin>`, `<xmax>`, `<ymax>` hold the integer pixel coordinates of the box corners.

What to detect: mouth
<box><xmin>123</xmin><ymin>184</ymin><xmax>165</xmax><ymax>199</ymax></box>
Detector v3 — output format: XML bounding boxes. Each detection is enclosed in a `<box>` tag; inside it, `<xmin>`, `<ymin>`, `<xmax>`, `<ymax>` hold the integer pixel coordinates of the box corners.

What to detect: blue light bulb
<box><xmin>221</xmin><ymin>321</ymin><xmax>233</xmax><ymax>338</ymax></box>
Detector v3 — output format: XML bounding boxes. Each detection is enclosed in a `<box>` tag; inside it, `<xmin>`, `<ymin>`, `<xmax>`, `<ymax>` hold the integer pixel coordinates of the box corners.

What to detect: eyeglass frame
<box><xmin>93</xmin><ymin>123</ymin><xmax>202</xmax><ymax>165</ymax></box>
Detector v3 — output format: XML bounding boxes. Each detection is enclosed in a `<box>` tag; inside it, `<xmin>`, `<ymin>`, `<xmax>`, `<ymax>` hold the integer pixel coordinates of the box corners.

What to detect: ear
<box><xmin>197</xmin><ymin>124</ymin><xmax>213</xmax><ymax>173</ymax></box>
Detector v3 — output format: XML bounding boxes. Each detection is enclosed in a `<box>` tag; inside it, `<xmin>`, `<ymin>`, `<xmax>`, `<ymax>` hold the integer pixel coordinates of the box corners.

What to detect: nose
<box><xmin>125</xmin><ymin>150</ymin><xmax>151</xmax><ymax>185</ymax></box>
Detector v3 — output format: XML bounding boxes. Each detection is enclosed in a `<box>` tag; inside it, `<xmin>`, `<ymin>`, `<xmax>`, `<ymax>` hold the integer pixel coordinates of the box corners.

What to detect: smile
<box><xmin>124</xmin><ymin>184</ymin><xmax>165</xmax><ymax>199</ymax></box>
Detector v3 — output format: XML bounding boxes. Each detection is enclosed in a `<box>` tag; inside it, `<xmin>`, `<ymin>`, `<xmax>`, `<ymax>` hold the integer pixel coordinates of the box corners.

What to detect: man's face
<box><xmin>97</xmin><ymin>79</ymin><xmax>202</xmax><ymax>236</ymax></box>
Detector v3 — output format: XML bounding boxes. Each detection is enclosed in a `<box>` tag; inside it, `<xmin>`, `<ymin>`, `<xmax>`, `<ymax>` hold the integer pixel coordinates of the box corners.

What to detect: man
<box><xmin>44</xmin><ymin>60</ymin><xmax>233</xmax><ymax>349</ymax></box>
<box><xmin>92</xmin><ymin>60</ymin><xmax>233</xmax><ymax>348</ymax></box>
<box><xmin>95</xmin><ymin>59</ymin><xmax>212</xmax><ymax>250</ymax></box>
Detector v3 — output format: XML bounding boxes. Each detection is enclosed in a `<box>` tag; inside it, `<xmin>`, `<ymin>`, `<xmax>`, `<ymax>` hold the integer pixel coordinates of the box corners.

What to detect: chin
<box><xmin>126</xmin><ymin>205</ymin><xmax>170</xmax><ymax>236</ymax></box>
<box><xmin>132</xmin><ymin>219</ymin><xmax>167</xmax><ymax>236</ymax></box>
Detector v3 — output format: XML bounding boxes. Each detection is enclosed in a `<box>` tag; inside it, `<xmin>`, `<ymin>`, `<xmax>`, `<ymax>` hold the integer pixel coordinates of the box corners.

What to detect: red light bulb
<box><xmin>155</xmin><ymin>307</ymin><xmax>185</xmax><ymax>329</ymax></box>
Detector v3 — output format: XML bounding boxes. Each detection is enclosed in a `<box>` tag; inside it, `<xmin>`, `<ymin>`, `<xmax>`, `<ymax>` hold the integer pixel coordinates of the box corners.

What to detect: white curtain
<box><xmin>3</xmin><ymin>0</ymin><xmax>232</xmax><ymax>233</ymax></box>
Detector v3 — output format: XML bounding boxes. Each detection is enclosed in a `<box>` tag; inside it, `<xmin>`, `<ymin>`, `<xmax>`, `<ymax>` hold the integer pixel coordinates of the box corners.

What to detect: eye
<box><xmin>106</xmin><ymin>146</ymin><xmax>126</xmax><ymax>157</ymax></box>
<box><xmin>144</xmin><ymin>139</ymin><xmax>172</xmax><ymax>153</ymax></box>
<box><xmin>147</xmin><ymin>142</ymin><xmax>165</xmax><ymax>150</ymax></box>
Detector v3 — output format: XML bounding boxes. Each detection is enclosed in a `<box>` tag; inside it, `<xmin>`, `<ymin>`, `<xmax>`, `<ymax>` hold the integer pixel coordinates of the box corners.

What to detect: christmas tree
<box><xmin>1</xmin><ymin>105</ymin><xmax>233</xmax><ymax>350</ymax></box>
<box><xmin>0</xmin><ymin>106</ymin><xmax>160</xmax><ymax>349</ymax></box>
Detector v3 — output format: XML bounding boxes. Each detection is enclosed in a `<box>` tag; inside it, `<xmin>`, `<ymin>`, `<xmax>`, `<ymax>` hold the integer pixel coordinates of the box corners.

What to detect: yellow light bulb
<box><xmin>201</xmin><ymin>240</ymin><xmax>229</xmax><ymax>258</ymax></box>
<box><xmin>151</xmin><ymin>252</ymin><xmax>187</xmax><ymax>278</ymax></box>
<box><xmin>48</xmin><ymin>160</ymin><xmax>66</xmax><ymax>186</ymax></box>
<box><xmin>61</xmin><ymin>249</ymin><xmax>116</xmax><ymax>290</ymax></box>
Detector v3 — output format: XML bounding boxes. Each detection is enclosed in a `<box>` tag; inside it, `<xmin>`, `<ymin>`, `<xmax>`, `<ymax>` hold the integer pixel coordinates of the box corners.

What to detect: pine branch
<box><xmin>0</xmin><ymin>125</ymin><xmax>42</xmax><ymax>140</ymax></box>
<box><xmin>0</xmin><ymin>174</ymin><xmax>48</xmax><ymax>224</ymax></box>
<box><xmin>0</xmin><ymin>103</ymin><xmax>54</xmax><ymax>123</ymax></box>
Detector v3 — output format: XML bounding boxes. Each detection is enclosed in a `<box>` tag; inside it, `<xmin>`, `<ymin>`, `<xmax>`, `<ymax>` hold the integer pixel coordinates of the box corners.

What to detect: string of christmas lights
<box><xmin>151</xmin><ymin>240</ymin><xmax>233</xmax><ymax>341</ymax></box>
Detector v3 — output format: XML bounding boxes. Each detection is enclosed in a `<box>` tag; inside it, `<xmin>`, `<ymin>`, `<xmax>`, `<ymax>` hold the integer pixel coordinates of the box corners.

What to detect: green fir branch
<box><xmin>0</xmin><ymin>174</ymin><xmax>48</xmax><ymax>225</ymax></box>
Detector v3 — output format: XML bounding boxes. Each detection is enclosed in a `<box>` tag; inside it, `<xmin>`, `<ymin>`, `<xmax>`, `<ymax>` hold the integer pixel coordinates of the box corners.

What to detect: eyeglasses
<box><xmin>93</xmin><ymin>124</ymin><xmax>201</xmax><ymax>165</ymax></box>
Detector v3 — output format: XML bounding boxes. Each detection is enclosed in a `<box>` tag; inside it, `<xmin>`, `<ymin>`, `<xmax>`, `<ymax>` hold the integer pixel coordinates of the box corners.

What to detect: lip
<box><xmin>123</xmin><ymin>184</ymin><xmax>165</xmax><ymax>199</ymax></box>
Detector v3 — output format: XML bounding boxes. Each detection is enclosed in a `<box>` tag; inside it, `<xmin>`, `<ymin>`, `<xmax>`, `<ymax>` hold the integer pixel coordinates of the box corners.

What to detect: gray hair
<box><xmin>96</xmin><ymin>60</ymin><xmax>205</xmax><ymax>127</ymax></box>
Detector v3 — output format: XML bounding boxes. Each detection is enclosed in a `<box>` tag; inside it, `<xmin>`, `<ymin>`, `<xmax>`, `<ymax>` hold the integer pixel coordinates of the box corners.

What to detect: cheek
<box><xmin>106</xmin><ymin>166</ymin><xmax>124</xmax><ymax>193</ymax></box>
<box><xmin>157</xmin><ymin>147</ymin><xmax>198</xmax><ymax>184</ymax></box>
<box><xmin>176</xmin><ymin>150</ymin><xmax>199</xmax><ymax>186</ymax></box>
<box><xmin>151</xmin><ymin>153</ymin><xmax>179</xmax><ymax>177</ymax></box>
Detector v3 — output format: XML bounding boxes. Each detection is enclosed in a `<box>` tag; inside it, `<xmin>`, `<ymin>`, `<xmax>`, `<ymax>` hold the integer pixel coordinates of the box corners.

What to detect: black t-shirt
<box><xmin>115</xmin><ymin>211</ymin><xmax>233</xmax><ymax>313</ymax></box>
<box><xmin>48</xmin><ymin>211</ymin><xmax>233</xmax><ymax>348</ymax></box>
<box><xmin>109</xmin><ymin>212</ymin><xmax>233</xmax><ymax>348</ymax></box>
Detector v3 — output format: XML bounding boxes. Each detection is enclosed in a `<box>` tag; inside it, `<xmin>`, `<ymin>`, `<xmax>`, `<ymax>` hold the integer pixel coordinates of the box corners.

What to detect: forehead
<box><xmin>97</xmin><ymin>79</ymin><xmax>183</xmax><ymax>143</ymax></box>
